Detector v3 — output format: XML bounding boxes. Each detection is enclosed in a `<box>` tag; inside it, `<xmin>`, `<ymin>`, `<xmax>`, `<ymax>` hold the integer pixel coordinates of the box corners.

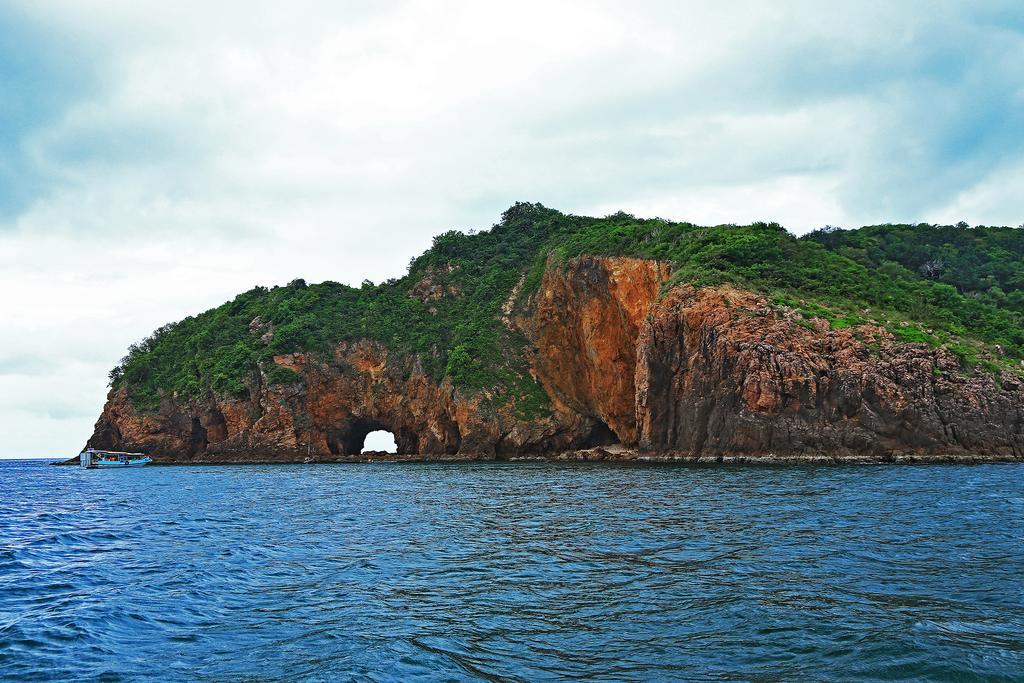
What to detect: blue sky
<box><xmin>1</xmin><ymin>0</ymin><xmax>1022</xmax><ymax>457</ymax></box>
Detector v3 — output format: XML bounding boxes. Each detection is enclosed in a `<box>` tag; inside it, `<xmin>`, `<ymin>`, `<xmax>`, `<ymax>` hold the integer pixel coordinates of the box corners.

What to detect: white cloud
<box><xmin>587</xmin><ymin>173</ymin><xmax>849</xmax><ymax>229</ymax></box>
<box><xmin>1</xmin><ymin>0</ymin><xmax>1021</xmax><ymax>456</ymax></box>
<box><xmin>924</xmin><ymin>161</ymin><xmax>1024</xmax><ymax>226</ymax></box>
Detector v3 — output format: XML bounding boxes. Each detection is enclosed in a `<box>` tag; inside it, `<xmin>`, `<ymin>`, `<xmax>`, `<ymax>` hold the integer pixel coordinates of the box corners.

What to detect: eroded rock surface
<box><xmin>635</xmin><ymin>286</ymin><xmax>1023</xmax><ymax>457</ymax></box>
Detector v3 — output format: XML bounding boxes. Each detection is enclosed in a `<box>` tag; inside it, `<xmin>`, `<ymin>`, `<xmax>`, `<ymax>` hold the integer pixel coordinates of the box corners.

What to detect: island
<box><xmin>83</xmin><ymin>203</ymin><xmax>1024</xmax><ymax>463</ymax></box>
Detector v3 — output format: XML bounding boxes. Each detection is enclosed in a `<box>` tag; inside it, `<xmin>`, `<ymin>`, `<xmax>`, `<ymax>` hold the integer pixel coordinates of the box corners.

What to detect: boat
<box><xmin>79</xmin><ymin>448</ymin><xmax>152</xmax><ymax>468</ymax></box>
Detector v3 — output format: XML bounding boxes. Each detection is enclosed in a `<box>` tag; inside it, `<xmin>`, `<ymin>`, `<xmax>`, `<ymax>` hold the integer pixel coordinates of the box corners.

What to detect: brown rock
<box><xmin>86</xmin><ymin>257</ymin><xmax>1024</xmax><ymax>463</ymax></box>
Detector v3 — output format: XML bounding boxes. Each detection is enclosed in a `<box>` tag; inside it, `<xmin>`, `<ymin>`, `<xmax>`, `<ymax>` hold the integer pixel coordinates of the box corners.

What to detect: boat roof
<box><xmin>83</xmin><ymin>449</ymin><xmax>146</xmax><ymax>456</ymax></box>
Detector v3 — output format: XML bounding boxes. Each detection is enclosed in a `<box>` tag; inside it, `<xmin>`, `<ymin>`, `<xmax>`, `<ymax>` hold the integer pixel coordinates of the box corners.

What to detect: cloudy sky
<box><xmin>2</xmin><ymin>0</ymin><xmax>1022</xmax><ymax>458</ymax></box>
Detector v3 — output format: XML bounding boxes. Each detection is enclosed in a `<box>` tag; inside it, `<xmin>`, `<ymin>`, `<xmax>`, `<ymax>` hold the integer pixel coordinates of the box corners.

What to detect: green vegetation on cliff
<box><xmin>801</xmin><ymin>223</ymin><xmax>1024</xmax><ymax>313</ymax></box>
<box><xmin>111</xmin><ymin>203</ymin><xmax>1024</xmax><ymax>411</ymax></box>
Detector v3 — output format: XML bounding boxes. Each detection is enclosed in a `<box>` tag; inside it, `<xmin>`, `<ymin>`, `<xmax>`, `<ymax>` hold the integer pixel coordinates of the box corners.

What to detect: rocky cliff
<box><xmin>87</xmin><ymin>255</ymin><xmax>1024</xmax><ymax>463</ymax></box>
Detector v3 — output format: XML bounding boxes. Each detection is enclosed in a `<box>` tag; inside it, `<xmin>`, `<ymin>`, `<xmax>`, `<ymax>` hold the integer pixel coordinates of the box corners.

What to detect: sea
<box><xmin>1</xmin><ymin>458</ymin><xmax>1022</xmax><ymax>681</ymax></box>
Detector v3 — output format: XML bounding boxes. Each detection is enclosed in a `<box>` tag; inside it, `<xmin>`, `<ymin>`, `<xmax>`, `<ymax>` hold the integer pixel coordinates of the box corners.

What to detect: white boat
<box><xmin>79</xmin><ymin>448</ymin><xmax>152</xmax><ymax>468</ymax></box>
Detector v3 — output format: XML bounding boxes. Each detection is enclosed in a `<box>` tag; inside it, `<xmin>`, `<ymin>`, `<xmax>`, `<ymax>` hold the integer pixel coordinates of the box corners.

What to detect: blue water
<box><xmin>1</xmin><ymin>460</ymin><xmax>1022</xmax><ymax>681</ymax></box>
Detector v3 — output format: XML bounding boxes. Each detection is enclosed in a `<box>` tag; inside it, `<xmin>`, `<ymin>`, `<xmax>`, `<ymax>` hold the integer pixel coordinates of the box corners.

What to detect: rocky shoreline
<box><xmin>60</xmin><ymin>446</ymin><xmax>1023</xmax><ymax>466</ymax></box>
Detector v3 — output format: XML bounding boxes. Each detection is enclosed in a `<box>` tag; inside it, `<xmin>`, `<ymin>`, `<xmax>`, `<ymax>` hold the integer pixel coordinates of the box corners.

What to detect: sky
<box><xmin>1</xmin><ymin>0</ymin><xmax>1022</xmax><ymax>457</ymax></box>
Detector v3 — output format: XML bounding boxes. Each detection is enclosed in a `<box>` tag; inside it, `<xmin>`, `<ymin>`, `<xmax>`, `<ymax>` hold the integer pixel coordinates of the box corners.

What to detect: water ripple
<box><xmin>1</xmin><ymin>460</ymin><xmax>1022</xmax><ymax>680</ymax></box>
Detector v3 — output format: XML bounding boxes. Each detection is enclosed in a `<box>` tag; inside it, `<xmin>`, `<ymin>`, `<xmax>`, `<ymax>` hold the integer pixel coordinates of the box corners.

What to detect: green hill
<box><xmin>110</xmin><ymin>203</ymin><xmax>1024</xmax><ymax>413</ymax></box>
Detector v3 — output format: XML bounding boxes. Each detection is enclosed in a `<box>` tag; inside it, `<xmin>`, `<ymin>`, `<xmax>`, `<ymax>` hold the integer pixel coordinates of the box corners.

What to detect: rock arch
<box><xmin>324</xmin><ymin>417</ymin><xmax>418</xmax><ymax>456</ymax></box>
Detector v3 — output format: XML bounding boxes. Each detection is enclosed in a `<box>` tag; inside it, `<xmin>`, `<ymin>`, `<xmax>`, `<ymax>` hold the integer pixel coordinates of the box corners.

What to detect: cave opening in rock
<box><xmin>325</xmin><ymin>417</ymin><xmax>416</xmax><ymax>456</ymax></box>
<box><xmin>581</xmin><ymin>418</ymin><xmax>620</xmax><ymax>448</ymax></box>
<box><xmin>361</xmin><ymin>429</ymin><xmax>397</xmax><ymax>454</ymax></box>
<box><xmin>188</xmin><ymin>417</ymin><xmax>208</xmax><ymax>456</ymax></box>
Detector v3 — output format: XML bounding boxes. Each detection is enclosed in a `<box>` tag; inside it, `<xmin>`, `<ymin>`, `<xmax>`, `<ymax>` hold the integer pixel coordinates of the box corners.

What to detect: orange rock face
<box><xmin>87</xmin><ymin>257</ymin><xmax>1024</xmax><ymax>462</ymax></box>
<box><xmin>520</xmin><ymin>256</ymin><xmax>672</xmax><ymax>445</ymax></box>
